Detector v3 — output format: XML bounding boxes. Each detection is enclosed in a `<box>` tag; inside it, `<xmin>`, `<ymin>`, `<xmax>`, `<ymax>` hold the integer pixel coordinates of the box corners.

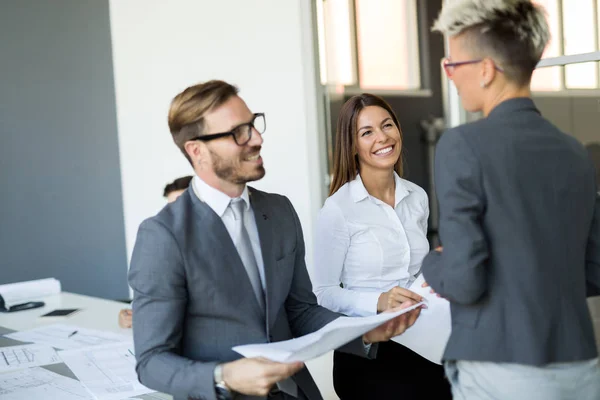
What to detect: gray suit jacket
<box><xmin>422</xmin><ymin>98</ymin><xmax>600</xmax><ymax>365</ymax></box>
<box><xmin>128</xmin><ymin>187</ymin><xmax>369</xmax><ymax>400</ymax></box>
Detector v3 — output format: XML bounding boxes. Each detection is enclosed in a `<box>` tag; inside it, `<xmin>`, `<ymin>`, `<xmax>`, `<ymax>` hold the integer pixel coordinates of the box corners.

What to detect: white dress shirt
<box><xmin>312</xmin><ymin>172</ymin><xmax>430</xmax><ymax>317</ymax></box>
<box><xmin>191</xmin><ymin>176</ymin><xmax>266</xmax><ymax>291</ymax></box>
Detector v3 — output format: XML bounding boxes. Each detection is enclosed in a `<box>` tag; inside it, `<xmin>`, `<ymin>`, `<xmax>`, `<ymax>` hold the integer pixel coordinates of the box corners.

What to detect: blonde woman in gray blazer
<box><xmin>422</xmin><ymin>1</ymin><xmax>600</xmax><ymax>399</ymax></box>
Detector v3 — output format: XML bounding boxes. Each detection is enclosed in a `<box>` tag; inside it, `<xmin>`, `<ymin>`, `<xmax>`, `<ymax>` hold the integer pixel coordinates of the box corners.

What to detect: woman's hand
<box><xmin>118</xmin><ymin>309</ymin><xmax>132</xmax><ymax>328</ymax></box>
<box><xmin>421</xmin><ymin>280</ymin><xmax>442</xmax><ymax>298</ymax></box>
<box><xmin>377</xmin><ymin>287</ymin><xmax>423</xmax><ymax>313</ymax></box>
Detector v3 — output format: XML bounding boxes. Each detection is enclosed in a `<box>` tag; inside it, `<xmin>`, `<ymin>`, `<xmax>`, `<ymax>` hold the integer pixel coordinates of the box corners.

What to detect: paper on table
<box><xmin>0</xmin><ymin>278</ymin><xmax>61</xmax><ymax>308</ymax></box>
<box><xmin>58</xmin><ymin>341</ymin><xmax>154</xmax><ymax>400</ymax></box>
<box><xmin>4</xmin><ymin>324</ymin><xmax>130</xmax><ymax>350</ymax></box>
<box><xmin>233</xmin><ymin>302</ymin><xmax>424</xmax><ymax>363</ymax></box>
<box><xmin>0</xmin><ymin>367</ymin><xmax>93</xmax><ymax>400</ymax></box>
<box><xmin>392</xmin><ymin>274</ymin><xmax>451</xmax><ymax>364</ymax></box>
<box><xmin>0</xmin><ymin>344</ymin><xmax>61</xmax><ymax>372</ymax></box>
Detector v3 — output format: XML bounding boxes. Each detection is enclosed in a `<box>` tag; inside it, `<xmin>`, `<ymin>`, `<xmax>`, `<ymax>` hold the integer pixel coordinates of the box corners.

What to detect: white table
<box><xmin>0</xmin><ymin>292</ymin><xmax>170</xmax><ymax>400</ymax></box>
<box><xmin>0</xmin><ymin>292</ymin><xmax>133</xmax><ymax>334</ymax></box>
<box><xmin>0</xmin><ymin>292</ymin><xmax>339</xmax><ymax>400</ymax></box>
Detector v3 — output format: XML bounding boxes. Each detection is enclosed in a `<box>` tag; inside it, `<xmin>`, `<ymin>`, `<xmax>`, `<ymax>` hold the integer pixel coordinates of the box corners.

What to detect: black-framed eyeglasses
<box><xmin>190</xmin><ymin>113</ymin><xmax>266</xmax><ymax>146</ymax></box>
<box><xmin>441</xmin><ymin>57</ymin><xmax>504</xmax><ymax>77</ymax></box>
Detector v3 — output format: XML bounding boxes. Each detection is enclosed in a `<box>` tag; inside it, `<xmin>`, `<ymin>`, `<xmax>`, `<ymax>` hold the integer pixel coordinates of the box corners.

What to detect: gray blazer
<box><xmin>422</xmin><ymin>98</ymin><xmax>600</xmax><ymax>365</ymax></box>
<box><xmin>128</xmin><ymin>187</ymin><xmax>369</xmax><ymax>400</ymax></box>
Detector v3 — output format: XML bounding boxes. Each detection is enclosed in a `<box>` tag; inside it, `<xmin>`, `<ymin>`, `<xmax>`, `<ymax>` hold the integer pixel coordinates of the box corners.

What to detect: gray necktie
<box><xmin>229</xmin><ymin>199</ymin><xmax>265</xmax><ymax>313</ymax></box>
<box><xmin>229</xmin><ymin>200</ymin><xmax>297</xmax><ymax>397</ymax></box>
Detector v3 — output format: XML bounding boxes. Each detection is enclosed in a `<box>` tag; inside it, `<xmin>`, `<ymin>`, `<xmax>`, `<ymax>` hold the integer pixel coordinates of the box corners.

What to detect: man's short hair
<box><xmin>168</xmin><ymin>80</ymin><xmax>239</xmax><ymax>164</ymax></box>
<box><xmin>163</xmin><ymin>175</ymin><xmax>193</xmax><ymax>198</ymax></box>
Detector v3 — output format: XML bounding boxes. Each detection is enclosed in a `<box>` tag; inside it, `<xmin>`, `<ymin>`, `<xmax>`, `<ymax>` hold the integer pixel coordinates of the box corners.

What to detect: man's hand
<box><xmin>377</xmin><ymin>287</ymin><xmax>423</xmax><ymax>313</ymax></box>
<box><xmin>221</xmin><ymin>357</ymin><xmax>304</xmax><ymax>396</ymax></box>
<box><xmin>362</xmin><ymin>301</ymin><xmax>422</xmax><ymax>344</ymax></box>
<box><xmin>118</xmin><ymin>309</ymin><xmax>132</xmax><ymax>328</ymax></box>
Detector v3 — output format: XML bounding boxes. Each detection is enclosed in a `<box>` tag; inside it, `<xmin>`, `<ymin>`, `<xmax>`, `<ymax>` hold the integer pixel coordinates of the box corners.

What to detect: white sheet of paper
<box><xmin>233</xmin><ymin>302</ymin><xmax>424</xmax><ymax>362</ymax></box>
<box><xmin>0</xmin><ymin>278</ymin><xmax>61</xmax><ymax>308</ymax></box>
<box><xmin>0</xmin><ymin>367</ymin><xmax>93</xmax><ymax>400</ymax></box>
<box><xmin>0</xmin><ymin>344</ymin><xmax>62</xmax><ymax>372</ymax></box>
<box><xmin>4</xmin><ymin>324</ymin><xmax>130</xmax><ymax>350</ymax></box>
<box><xmin>391</xmin><ymin>274</ymin><xmax>451</xmax><ymax>364</ymax></box>
<box><xmin>58</xmin><ymin>341</ymin><xmax>154</xmax><ymax>400</ymax></box>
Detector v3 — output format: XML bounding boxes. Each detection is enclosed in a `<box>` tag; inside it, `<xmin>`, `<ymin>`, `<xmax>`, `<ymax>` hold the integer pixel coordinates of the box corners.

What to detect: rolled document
<box><xmin>0</xmin><ymin>278</ymin><xmax>61</xmax><ymax>309</ymax></box>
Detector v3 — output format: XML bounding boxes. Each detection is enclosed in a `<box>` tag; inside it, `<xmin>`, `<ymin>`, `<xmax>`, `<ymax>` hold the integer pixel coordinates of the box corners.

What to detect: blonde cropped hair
<box><xmin>433</xmin><ymin>0</ymin><xmax>550</xmax><ymax>86</ymax></box>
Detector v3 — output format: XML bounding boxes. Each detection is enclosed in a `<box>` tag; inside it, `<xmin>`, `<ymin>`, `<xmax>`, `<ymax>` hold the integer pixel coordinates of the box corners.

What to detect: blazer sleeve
<box><xmin>421</xmin><ymin>128</ymin><xmax>489</xmax><ymax>305</ymax></box>
<box><xmin>283</xmin><ymin>197</ymin><xmax>376</xmax><ymax>358</ymax></box>
<box><xmin>586</xmin><ymin>191</ymin><xmax>600</xmax><ymax>293</ymax></box>
<box><xmin>312</xmin><ymin>201</ymin><xmax>381</xmax><ymax>317</ymax></box>
<box><xmin>128</xmin><ymin>218</ymin><xmax>218</xmax><ymax>400</ymax></box>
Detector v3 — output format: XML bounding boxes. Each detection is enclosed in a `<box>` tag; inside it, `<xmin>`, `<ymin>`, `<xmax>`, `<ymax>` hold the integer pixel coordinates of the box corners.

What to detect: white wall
<box><xmin>109</xmin><ymin>0</ymin><xmax>325</xmax><ymax>265</ymax></box>
<box><xmin>108</xmin><ymin>1</ymin><xmax>336</xmax><ymax>398</ymax></box>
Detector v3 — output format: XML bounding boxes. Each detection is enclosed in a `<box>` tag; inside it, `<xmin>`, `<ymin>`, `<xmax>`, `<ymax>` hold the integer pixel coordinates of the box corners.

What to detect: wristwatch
<box><xmin>214</xmin><ymin>364</ymin><xmax>234</xmax><ymax>400</ymax></box>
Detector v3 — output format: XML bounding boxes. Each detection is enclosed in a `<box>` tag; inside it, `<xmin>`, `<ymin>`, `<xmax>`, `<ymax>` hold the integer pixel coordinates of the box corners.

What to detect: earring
<box><xmin>480</xmin><ymin>81</ymin><xmax>487</xmax><ymax>88</ymax></box>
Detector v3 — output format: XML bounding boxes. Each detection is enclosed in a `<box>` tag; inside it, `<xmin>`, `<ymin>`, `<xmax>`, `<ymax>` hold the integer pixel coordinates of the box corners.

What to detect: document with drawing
<box><xmin>0</xmin><ymin>344</ymin><xmax>61</xmax><ymax>372</ymax></box>
<box><xmin>58</xmin><ymin>341</ymin><xmax>154</xmax><ymax>400</ymax></box>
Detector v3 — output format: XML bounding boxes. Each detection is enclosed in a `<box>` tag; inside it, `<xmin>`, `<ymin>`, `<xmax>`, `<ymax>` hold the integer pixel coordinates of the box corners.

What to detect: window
<box><xmin>355</xmin><ymin>0</ymin><xmax>420</xmax><ymax>90</ymax></box>
<box><xmin>531</xmin><ymin>0</ymin><xmax>600</xmax><ymax>91</ymax></box>
<box><xmin>563</xmin><ymin>0</ymin><xmax>597</xmax><ymax>88</ymax></box>
<box><xmin>316</xmin><ymin>0</ymin><xmax>421</xmax><ymax>91</ymax></box>
<box><xmin>530</xmin><ymin>0</ymin><xmax>561</xmax><ymax>91</ymax></box>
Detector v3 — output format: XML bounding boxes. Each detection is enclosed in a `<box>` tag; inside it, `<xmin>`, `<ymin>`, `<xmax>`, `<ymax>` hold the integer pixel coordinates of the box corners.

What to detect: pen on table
<box><xmin>68</xmin><ymin>330</ymin><xmax>78</xmax><ymax>338</ymax></box>
<box><xmin>128</xmin><ymin>349</ymin><xmax>135</xmax><ymax>356</ymax></box>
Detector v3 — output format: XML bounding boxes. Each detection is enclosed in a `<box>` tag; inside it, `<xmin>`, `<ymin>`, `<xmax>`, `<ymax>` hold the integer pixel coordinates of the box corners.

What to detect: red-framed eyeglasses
<box><xmin>441</xmin><ymin>57</ymin><xmax>504</xmax><ymax>78</ymax></box>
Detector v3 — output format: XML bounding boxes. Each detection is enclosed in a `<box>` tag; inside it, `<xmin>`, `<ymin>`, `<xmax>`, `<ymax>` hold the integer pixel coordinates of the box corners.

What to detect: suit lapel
<box><xmin>188</xmin><ymin>190</ymin><xmax>265</xmax><ymax>324</ymax></box>
<box><xmin>249</xmin><ymin>189</ymin><xmax>277</xmax><ymax>334</ymax></box>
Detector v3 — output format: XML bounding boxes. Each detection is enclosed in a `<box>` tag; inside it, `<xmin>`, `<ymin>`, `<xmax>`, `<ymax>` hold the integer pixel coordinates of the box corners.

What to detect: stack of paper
<box><xmin>0</xmin><ymin>278</ymin><xmax>60</xmax><ymax>309</ymax></box>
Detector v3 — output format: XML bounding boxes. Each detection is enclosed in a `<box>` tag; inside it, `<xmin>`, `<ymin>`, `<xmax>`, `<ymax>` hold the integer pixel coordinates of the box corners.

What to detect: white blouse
<box><xmin>311</xmin><ymin>172</ymin><xmax>430</xmax><ymax>317</ymax></box>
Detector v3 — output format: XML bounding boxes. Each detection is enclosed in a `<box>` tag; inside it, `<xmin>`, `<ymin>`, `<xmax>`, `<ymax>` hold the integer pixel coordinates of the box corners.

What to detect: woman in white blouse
<box><xmin>312</xmin><ymin>94</ymin><xmax>451</xmax><ymax>399</ymax></box>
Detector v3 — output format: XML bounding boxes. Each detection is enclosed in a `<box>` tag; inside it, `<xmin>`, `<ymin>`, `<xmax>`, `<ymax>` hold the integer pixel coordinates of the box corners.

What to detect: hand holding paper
<box><xmin>220</xmin><ymin>357</ymin><xmax>304</xmax><ymax>397</ymax></box>
<box><xmin>392</xmin><ymin>274</ymin><xmax>451</xmax><ymax>364</ymax></box>
<box><xmin>363</xmin><ymin>300</ymin><xmax>422</xmax><ymax>344</ymax></box>
<box><xmin>233</xmin><ymin>301</ymin><xmax>423</xmax><ymax>363</ymax></box>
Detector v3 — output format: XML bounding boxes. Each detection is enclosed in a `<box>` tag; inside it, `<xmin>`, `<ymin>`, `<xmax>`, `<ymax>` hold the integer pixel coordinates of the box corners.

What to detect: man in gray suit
<box><xmin>421</xmin><ymin>1</ymin><xmax>600</xmax><ymax>399</ymax></box>
<box><xmin>128</xmin><ymin>80</ymin><xmax>421</xmax><ymax>400</ymax></box>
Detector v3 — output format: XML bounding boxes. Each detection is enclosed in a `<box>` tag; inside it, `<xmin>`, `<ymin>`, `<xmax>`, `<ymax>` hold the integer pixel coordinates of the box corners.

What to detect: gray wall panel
<box><xmin>0</xmin><ymin>0</ymin><xmax>128</xmax><ymax>299</ymax></box>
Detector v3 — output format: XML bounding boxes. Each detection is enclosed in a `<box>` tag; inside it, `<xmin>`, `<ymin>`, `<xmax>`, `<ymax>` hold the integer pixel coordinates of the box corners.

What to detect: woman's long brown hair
<box><xmin>329</xmin><ymin>93</ymin><xmax>404</xmax><ymax>196</ymax></box>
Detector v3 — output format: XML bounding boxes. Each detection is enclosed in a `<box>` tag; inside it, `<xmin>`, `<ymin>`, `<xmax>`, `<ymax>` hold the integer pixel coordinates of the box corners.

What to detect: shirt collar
<box><xmin>349</xmin><ymin>172</ymin><xmax>411</xmax><ymax>206</ymax></box>
<box><xmin>192</xmin><ymin>175</ymin><xmax>250</xmax><ymax>217</ymax></box>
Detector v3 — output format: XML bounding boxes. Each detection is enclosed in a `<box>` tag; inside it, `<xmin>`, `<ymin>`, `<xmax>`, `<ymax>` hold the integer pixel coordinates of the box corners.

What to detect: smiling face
<box><xmin>185</xmin><ymin>95</ymin><xmax>265</xmax><ymax>194</ymax></box>
<box><xmin>355</xmin><ymin>106</ymin><xmax>402</xmax><ymax>173</ymax></box>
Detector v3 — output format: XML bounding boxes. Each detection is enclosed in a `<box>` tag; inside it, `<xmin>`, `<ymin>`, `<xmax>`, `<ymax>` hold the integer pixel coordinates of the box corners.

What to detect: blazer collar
<box><xmin>187</xmin><ymin>184</ymin><xmax>267</xmax><ymax>326</ymax></box>
<box><xmin>247</xmin><ymin>188</ymin><xmax>277</xmax><ymax>333</ymax></box>
<box><xmin>488</xmin><ymin>97</ymin><xmax>540</xmax><ymax>119</ymax></box>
